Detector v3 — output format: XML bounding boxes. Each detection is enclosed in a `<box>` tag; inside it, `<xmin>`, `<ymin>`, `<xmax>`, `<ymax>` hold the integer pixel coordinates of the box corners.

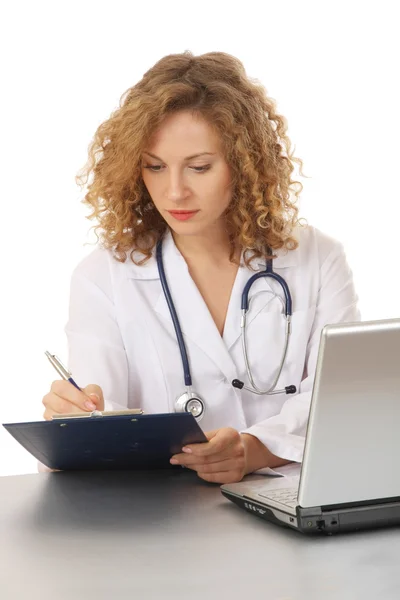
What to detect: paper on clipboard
<box><xmin>52</xmin><ymin>409</ymin><xmax>144</xmax><ymax>419</ymax></box>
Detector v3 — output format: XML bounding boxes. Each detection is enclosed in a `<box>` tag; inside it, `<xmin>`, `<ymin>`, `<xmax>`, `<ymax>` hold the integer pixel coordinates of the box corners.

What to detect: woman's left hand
<box><xmin>170</xmin><ymin>427</ymin><xmax>247</xmax><ymax>483</ymax></box>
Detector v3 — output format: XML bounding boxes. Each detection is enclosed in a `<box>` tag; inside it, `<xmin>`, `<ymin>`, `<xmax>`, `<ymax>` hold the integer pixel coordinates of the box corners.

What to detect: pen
<box><xmin>44</xmin><ymin>351</ymin><xmax>81</xmax><ymax>391</ymax></box>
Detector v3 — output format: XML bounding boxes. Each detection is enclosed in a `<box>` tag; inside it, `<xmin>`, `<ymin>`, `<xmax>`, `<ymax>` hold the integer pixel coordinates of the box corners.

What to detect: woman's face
<box><xmin>141</xmin><ymin>110</ymin><xmax>233</xmax><ymax>238</ymax></box>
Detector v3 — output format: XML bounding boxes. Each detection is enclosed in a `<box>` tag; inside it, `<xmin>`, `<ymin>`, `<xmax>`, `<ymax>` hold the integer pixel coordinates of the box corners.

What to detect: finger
<box><xmin>43</xmin><ymin>390</ymin><xmax>95</xmax><ymax>415</ymax></box>
<box><xmin>50</xmin><ymin>380</ymin><xmax>95</xmax><ymax>410</ymax></box>
<box><xmin>181</xmin><ymin>458</ymin><xmax>242</xmax><ymax>474</ymax></box>
<box><xmin>47</xmin><ymin>380</ymin><xmax>98</xmax><ymax>412</ymax></box>
<box><xmin>183</xmin><ymin>428</ymin><xmax>240</xmax><ymax>457</ymax></box>
<box><xmin>43</xmin><ymin>406</ymin><xmax>55</xmax><ymax>421</ymax></box>
<box><xmin>42</xmin><ymin>393</ymin><xmax>92</xmax><ymax>418</ymax></box>
<box><xmin>171</xmin><ymin>443</ymin><xmax>243</xmax><ymax>466</ymax></box>
<box><xmin>82</xmin><ymin>385</ymin><xmax>104</xmax><ymax>411</ymax></box>
<box><xmin>197</xmin><ymin>468</ymin><xmax>245</xmax><ymax>484</ymax></box>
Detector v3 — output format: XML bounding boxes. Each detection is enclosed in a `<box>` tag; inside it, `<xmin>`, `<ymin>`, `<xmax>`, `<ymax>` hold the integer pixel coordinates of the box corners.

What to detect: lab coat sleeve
<box><xmin>64</xmin><ymin>254</ymin><xmax>129</xmax><ymax>412</ymax></box>
<box><xmin>241</xmin><ymin>241</ymin><xmax>360</xmax><ymax>464</ymax></box>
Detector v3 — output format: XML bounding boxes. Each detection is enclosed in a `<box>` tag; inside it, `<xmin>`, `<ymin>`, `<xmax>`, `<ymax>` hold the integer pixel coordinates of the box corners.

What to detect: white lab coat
<box><xmin>65</xmin><ymin>225</ymin><xmax>360</xmax><ymax>463</ymax></box>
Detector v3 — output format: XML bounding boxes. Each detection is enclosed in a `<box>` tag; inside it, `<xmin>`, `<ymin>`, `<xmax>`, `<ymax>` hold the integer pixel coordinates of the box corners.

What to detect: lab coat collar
<box><xmin>124</xmin><ymin>228</ymin><xmax>298</xmax><ymax>279</ymax></box>
<box><xmin>125</xmin><ymin>229</ymin><xmax>298</xmax><ymax>382</ymax></box>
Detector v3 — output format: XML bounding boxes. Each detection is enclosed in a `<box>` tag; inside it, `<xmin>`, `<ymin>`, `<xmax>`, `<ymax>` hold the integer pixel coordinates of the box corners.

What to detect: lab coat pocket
<box><xmin>239</xmin><ymin>304</ymin><xmax>316</xmax><ymax>391</ymax></box>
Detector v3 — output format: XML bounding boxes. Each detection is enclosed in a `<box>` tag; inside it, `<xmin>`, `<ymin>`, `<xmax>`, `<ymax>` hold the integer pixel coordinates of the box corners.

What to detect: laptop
<box><xmin>221</xmin><ymin>318</ymin><xmax>400</xmax><ymax>534</ymax></box>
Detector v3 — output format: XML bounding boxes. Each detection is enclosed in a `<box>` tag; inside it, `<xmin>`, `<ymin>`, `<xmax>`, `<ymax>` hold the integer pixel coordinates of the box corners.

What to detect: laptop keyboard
<box><xmin>258</xmin><ymin>487</ymin><xmax>298</xmax><ymax>508</ymax></box>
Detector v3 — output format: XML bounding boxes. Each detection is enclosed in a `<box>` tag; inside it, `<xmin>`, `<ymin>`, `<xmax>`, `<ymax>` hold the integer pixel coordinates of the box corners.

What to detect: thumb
<box><xmin>205</xmin><ymin>429</ymin><xmax>219</xmax><ymax>442</ymax></box>
<box><xmin>82</xmin><ymin>384</ymin><xmax>104</xmax><ymax>410</ymax></box>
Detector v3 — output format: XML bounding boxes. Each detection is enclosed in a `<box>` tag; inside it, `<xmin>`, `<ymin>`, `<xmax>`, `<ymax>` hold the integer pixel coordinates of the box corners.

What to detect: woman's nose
<box><xmin>166</xmin><ymin>172</ymin><xmax>187</xmax><ymax>204</ymax></box>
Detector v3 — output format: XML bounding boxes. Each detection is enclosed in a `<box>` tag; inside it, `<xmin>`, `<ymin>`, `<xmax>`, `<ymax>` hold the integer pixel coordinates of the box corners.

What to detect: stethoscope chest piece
<box><xmin>174</xmin><ymin>391</ymin><xmax>205</xmax><ymax>421</ymax></box>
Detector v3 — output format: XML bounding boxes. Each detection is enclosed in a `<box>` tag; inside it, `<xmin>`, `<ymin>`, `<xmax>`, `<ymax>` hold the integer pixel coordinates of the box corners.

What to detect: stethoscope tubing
<box><xmin>156</xmin><ymin>237</ymin><xmax>294</xmax><ymax>400</ymax></box>
<box><xmin>241</xmin><ymin>270</ymin><xmax>292</xmax><ymax>316</ymax></box>
<box><xmin>156</xmin><ymin>240</ymin><xmax>192</xmax><ymax>387</ymax></box>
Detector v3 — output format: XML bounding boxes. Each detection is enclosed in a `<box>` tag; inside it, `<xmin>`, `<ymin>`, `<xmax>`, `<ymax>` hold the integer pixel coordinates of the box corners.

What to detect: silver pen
<box><xmin>45</xmin><ymin>350</ymin><xmax>145</xmax><ymax>419</ymax></box>
<box><xmin>45</xmin><ymin>351</ymin><xmax>81</xmax><ymax>391</ymax></box>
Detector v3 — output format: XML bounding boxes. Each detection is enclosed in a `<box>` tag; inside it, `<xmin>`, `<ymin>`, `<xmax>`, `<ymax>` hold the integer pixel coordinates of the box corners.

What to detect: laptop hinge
<box><xmin>296</xmin><ymin>506</ymin><xmax>339</xmax><ymax>533</ymax></box>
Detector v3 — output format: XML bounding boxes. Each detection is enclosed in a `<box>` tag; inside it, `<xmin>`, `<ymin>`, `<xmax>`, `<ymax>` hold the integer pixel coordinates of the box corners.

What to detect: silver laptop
<box><xmin>221</xmin><ymin>318</ymin><xmax>400</xmax><ymax>534</ymax></box>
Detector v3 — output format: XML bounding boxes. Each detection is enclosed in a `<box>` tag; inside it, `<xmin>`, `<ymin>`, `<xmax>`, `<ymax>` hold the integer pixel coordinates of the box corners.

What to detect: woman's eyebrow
<box><xmin>142</xmin><ymin>151</ymin><xmax>216</xmax><ymax>161</ymax></box>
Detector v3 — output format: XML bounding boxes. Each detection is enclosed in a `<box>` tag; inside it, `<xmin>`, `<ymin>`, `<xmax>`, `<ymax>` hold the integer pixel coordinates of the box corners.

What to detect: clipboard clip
<box><xmin>52</xmin><ymin>409</ymin><xmax>144</xmax><ymax>420</ymax></box>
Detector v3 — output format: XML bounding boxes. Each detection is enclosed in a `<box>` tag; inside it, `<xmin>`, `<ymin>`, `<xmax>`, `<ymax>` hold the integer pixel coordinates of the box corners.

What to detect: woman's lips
<box><xmin>167</xmin><ymin>210</ymin><xmax>199</xmax><ymax>221</ymax></box>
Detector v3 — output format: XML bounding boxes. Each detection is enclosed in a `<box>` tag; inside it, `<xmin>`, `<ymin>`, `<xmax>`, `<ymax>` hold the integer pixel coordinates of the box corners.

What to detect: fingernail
<box><xmin>182</xmin><ymin>447</ymin><xmax>192</xmax><ymax>454</ymax></box>
<box><xmin>84</xmin><ymin>400</ymin><xmax>96</xmax><ymax>410</ymax></box>
<box><xmin>88</xmin><ymin>393</ymin><xmax>100</xmax><ymax>401</ymax></box>
<box><xmin>170</xmin><ymin>459</ymin><xmax>179</xmax><ymax>465</ymax></box>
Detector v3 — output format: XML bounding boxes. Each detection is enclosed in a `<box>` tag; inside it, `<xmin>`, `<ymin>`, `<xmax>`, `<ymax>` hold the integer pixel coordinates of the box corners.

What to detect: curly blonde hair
<box><xmin>76</xmin><ymin>51</ymin><xmax>304</xmax><ymax>267</ymax></box>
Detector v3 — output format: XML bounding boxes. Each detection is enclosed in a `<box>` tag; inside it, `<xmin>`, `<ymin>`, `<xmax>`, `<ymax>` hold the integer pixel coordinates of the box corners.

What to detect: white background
<box><xmin>0</xmin><ymin>1</ymin><xmax>399</xmax><ymax>476</ymax></box>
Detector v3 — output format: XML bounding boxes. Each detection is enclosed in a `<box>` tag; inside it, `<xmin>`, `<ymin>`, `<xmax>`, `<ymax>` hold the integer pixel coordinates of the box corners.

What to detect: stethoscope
<box><xmin>156</xmin><ymin>238</ymin><xmax>297</xmax><ymax>421</ymax></box>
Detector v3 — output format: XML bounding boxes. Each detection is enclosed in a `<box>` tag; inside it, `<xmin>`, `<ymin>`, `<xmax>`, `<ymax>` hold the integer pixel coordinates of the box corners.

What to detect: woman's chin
<box><xmin>167</xmin><ymin>220</ymin><xmax>205</xmax><ymax>236</ymax></box>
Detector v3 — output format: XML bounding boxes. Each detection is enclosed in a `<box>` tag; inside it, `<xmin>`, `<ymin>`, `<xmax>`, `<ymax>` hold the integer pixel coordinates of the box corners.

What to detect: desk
<box><xmin>0</xmin><ymin>470</ymin><xmax>399</xmax><ymax>599</ymax></box>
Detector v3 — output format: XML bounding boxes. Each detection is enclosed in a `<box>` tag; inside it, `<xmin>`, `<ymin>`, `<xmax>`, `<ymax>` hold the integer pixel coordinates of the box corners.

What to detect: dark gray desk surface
<box><xmin>1</xmin><ymin>469</ymin><xmax>399</xmax><ymax>600</ymax></box>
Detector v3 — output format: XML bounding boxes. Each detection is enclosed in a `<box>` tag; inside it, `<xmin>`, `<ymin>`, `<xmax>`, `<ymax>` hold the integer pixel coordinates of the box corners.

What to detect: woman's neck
<box><xmin>171</xmin><ymin>229</ymin><xmax>240</xmax><ymax>266</ymax></box>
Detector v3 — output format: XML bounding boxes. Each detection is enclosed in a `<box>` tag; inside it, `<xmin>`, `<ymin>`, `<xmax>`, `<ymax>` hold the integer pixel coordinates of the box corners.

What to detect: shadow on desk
<box><xmin>10</xmin><ymin>469</ymin><xmax>220</xmax><ymax>535</ymax></box>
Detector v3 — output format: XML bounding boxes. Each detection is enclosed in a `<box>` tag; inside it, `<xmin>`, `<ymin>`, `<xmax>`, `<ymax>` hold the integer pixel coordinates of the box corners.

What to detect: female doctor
<box><xmin>42</xmin><ymin>51</ymin><xmax>360</xmax><ymax>483</ymax></box>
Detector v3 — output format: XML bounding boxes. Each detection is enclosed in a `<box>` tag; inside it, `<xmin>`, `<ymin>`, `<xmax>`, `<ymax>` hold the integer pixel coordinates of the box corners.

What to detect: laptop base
<box><xmin>222</xmin><ymin>490</ymin><xmax>400</xmax><ymax>535</ymax></box>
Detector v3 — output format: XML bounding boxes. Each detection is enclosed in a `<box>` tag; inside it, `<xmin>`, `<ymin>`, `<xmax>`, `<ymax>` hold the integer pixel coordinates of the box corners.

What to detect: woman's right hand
<box><xmin>42</xmin><ymin>380</ymin><xmax>105</xmax><ymax>420</ymax></box>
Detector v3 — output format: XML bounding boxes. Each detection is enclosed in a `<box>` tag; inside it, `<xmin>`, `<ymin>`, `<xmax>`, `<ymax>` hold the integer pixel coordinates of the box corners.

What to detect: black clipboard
<box><xmin>2</xmin><ymin>410</ymin><xmax>207</xmax><ymax>471</ymax></box>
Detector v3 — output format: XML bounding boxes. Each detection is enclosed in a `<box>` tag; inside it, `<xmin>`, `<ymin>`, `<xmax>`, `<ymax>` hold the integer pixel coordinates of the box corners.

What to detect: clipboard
<box><xmin>2</xmin><ymin>410</ymin><xmax>207</xmax><ymax>471</ymax></box>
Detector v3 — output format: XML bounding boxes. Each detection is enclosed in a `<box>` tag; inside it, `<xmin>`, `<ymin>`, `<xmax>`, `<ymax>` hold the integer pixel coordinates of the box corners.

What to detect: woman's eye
<box><xmin>143</xmin><ymin>164</ymin><xmax>163</xmax><ymax>172</ymax></box>
<box><xmin>142</xmin><ymin>164</ymin><xmax>211</xmax><ymax>173</ymax></box>
<box><xmin>191</xmin><ymin>165</ymin><xmax>211</xmax><ymax>173</ymax></box>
